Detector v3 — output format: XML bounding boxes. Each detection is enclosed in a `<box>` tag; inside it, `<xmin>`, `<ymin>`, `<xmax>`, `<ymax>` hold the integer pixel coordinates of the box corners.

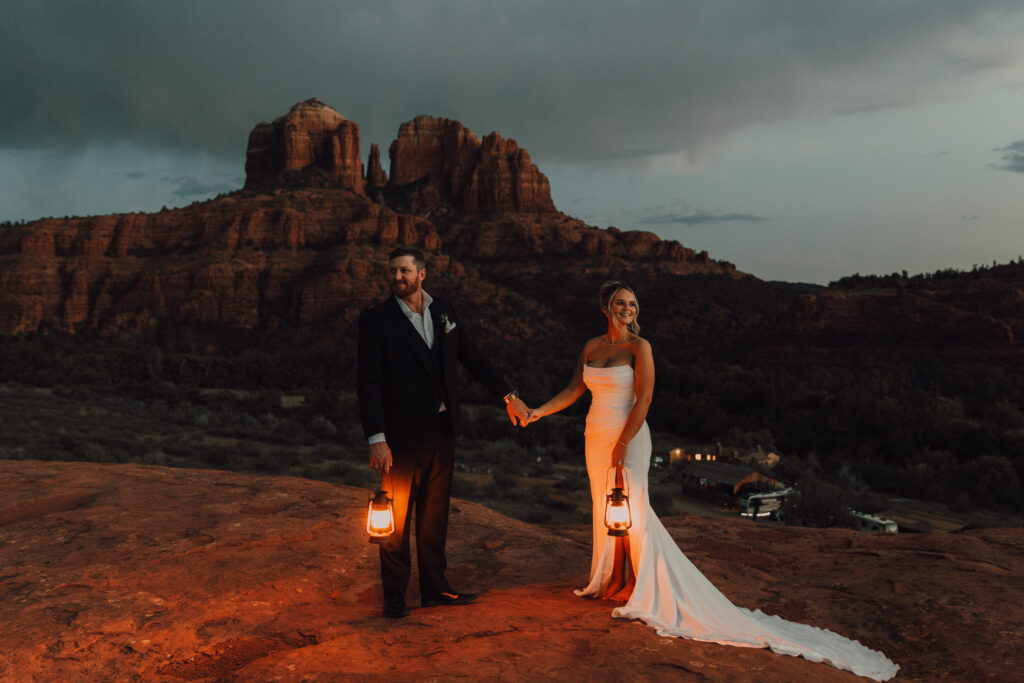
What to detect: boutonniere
<box><xmin>439</xmin><ymin>313</ymin><xmax>457</xmax><ymax>334</ymax></box>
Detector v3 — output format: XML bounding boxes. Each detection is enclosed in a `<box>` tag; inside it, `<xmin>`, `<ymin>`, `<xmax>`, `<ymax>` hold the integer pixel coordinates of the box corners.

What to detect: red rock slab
<box><xmin>0</xmin><ymin>460</ymin><xmax>1021</xmax><ymax>681</ymax></box>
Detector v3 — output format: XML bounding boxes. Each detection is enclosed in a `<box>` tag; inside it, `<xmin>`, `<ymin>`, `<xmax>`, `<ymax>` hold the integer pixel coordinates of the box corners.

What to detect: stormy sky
<box><xmin>2</xmin><ymin>0</ymin><xmax>1023</xmax><ymax>283</ymax></box>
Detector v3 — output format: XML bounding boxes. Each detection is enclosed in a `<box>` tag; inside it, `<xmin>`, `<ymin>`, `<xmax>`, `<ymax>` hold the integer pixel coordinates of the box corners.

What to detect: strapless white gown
<box><xmin>577</xmin><ymin>365</ymin><xmax>899</xmax><ymax>681</ymax></box>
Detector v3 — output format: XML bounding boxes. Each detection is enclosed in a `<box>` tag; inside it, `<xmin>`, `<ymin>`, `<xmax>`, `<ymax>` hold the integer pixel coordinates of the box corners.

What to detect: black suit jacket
<box><xmin>357</xmin><ymin>294</ymin><xmax>511</xmax><ymax>455</ymax></box>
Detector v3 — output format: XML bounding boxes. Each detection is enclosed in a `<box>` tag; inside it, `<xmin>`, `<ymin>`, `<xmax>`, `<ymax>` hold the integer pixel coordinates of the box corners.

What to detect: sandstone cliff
<box><xmin>388</xmin><ymin>115</ymin><xmax>557</xmax><ymax>216</ymax></box>
<box><xmin>245</xmin><ymin>98</ymin><xmax>365</xmax><ymax>194</ymax></box>
<box><xmin>0</xmin><ymin>191</ymin><xmax>441</xmax><ymax>334</ymax></box>
<box><xmin>0</xmin><ymin>100</ymin><xmax>738</xmax><ymax>336</ymax></box>
<box><xmin>1</xmin><ymin>460</ymin><xmax>1021</xmax><ymax>681</ymax></box>
<box><xmin>365</xmin><ymin>142</ymin><xmax>387</xmax><ymax>193</ymax></box>
<box><xmin>2</xmin><ymin>98</ymin><xmax>1019</xmax><ymax>361</ymax></box>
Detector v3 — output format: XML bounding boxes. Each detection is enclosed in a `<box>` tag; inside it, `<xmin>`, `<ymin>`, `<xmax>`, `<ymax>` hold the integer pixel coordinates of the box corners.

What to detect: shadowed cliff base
<box><xmin>1</xmin><ymin>460</ymin><xmax>1021</xmax><ymax>681</ymax></box>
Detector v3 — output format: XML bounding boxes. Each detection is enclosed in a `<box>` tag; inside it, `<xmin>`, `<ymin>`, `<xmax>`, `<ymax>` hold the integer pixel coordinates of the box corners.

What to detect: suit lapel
<box><xmin>430</xmin><ymin>301</ymin><xmax>445</xmax><ymax>350</ymax></box>
<box><xmin>432</xmin><ymin>300</ymin><xmax>456</xmax><ymax>365</ymax></box>
<box><xmin>385</xmin><ymin>296</ymin><xmax>438</xmax><ymax>379</ymax></box>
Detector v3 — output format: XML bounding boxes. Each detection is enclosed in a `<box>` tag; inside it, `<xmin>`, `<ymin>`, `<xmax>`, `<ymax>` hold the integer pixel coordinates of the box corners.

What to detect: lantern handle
<box><xmin>605</xmin><ymin>464</ymin><xmax>630</xmax><ymax>496</ymax></box>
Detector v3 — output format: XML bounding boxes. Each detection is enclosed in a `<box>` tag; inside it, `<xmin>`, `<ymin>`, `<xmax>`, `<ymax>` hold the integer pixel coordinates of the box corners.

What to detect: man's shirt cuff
<box><xmin>368</xmin><ymin>433</ymin><xmax>386</xmax><ymax>445</ymax></box>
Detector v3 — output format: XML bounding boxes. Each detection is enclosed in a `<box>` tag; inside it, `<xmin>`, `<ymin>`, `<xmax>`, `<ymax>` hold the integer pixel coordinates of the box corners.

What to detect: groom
<box><xmin>357</xmin><ymin>245</ymin><xmax>529</xmax><ymax>618</ymax></box>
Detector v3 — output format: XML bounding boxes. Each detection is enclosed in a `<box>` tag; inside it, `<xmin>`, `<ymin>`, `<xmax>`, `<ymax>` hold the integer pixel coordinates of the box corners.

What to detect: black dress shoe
<box><xmin>384</xmin><ymin>597</ymin><xmax>409</xmax><ymax>618</ymax></box>
<box><xmin>421</xmin><ymin>591</ymin><xmax>477</xmax><ymax>607</ymax></box>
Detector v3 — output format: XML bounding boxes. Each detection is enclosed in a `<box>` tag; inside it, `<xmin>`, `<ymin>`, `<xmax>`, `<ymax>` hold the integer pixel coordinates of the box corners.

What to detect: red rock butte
<box><xmin>246</xmin><ymin>98</ymin><xmax>366</xmax><ymax>194</ymax></box>
<box><xmin>245</xmin><ymin>99</ymin><xmax>556</xmax><ymax>217</ymax></box>
<box><xmin>0</xmin><ymin>98</ymin><xmax>738</xmax><ymax>335</ymax></box>
<box><xmin>387</xmin><ymin>115</ymin><xmax>557</xmax><ymax>216</ymax></box>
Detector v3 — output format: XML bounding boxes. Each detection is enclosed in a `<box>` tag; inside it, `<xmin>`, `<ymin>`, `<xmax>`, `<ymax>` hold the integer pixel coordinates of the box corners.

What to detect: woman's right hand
<box><xmin>526</xmin><ymin>408</ymin><xmax>543</xmax><ymax>424</ymax></box>
<box><xmin>611</xmin><ymin>440</ymin><xmax>628</xmax><ymax>468</ymax></box>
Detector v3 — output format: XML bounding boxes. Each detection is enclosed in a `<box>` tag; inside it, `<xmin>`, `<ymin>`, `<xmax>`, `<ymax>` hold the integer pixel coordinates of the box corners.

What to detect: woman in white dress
<box><xmin>526</xmin><ymin>281</ymin><xmax>898</xmax><ymax>681</ymax></box>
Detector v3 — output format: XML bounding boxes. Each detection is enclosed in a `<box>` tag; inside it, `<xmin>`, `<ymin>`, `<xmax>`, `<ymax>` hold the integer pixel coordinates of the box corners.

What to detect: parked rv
<box><xmin>848</xmin><ymin>509</ymin><xmax>899</xmax><ymax>533</ymax></box>
<box><xmin>739</xmin><ymin>488</ymin><xmax>793</xmax><ymax>519</ymax></box>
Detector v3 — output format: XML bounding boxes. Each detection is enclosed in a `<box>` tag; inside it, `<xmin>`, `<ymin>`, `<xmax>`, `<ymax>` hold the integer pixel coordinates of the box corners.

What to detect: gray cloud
<box><xmin>3</xmin><ymin>0</ymin><xmax>1023</xmax><ymax>168</ymax></box>
<box><xmin>169</xmin><ymin>176</ymin><xmax>238</xmax><ymax>198</ymax></box>
<box><xmin>992</xmin><ymin>140</ymin><xmax>1024</xmax><ymax>173</ymax></box>
<box><xmin>630</xmin><ymin>199</ymin><xmax>769</xmax><ymax>228</ymax></box>
<box><xmin>638</xmin><ymin>210</ymin><xmax>769</xmax><ymax>227</ymax></box>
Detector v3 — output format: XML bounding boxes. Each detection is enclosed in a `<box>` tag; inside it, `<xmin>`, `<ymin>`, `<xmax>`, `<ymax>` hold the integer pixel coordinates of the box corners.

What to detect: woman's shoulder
<box><xmin>628</xmin><ymin>335</ymin><xmax>652</xmax><ymax>355</ymax></box>
<box><xmin>578</xmin><ymin>336</ymin><xmax>604</xmax><ymax>361</ymax></box>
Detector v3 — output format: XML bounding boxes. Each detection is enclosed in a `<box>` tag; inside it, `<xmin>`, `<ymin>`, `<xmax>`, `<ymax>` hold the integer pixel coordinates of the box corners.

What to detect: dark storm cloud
<box><xmin>3</xmin><ymin>0</ymin><xmax>1023</xmax><ymax>164</ymax></box>
<box><xmin>992</xmin><ymin>140</ymin><xmax>1024</xmax><ymax>173</ymax></box>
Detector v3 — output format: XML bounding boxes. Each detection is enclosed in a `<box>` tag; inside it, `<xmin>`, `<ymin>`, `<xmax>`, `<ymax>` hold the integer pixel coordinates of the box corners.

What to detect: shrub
<box><xmin>649</xmin><ymin>490</ymin><xmax>675</xmax><ymax>516</ymax></box>
<box><xmin>781</xmin><ymin>476</ymin><xmax>857</xmax><ymax>529</ymax></box>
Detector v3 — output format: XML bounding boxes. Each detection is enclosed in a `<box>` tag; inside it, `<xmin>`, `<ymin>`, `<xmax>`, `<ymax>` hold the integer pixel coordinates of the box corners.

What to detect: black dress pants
<box><xmin>378</xmin><ymin>412</ymin><xmax>456</xmax><ymax>602</ymax></box>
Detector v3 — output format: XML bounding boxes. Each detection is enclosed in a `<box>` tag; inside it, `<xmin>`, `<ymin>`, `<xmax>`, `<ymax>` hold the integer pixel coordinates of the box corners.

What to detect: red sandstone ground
<box><xmin>1</xmin><ymin>460</ymin><xmax>1021</xmax><ymax>682</ymax></box>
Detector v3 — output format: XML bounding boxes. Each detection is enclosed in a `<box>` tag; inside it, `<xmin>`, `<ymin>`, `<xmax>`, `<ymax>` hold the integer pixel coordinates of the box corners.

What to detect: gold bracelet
<box><xmin>503</xmin><ymin>390</ymin><xmax>519</xmax><ymax>404</ymax></box>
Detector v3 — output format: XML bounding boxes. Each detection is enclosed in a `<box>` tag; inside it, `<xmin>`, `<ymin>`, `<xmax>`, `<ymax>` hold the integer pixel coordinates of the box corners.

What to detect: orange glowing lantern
<box><xmin>604</xmin><ymin>467</ymin><xmax>632</xmax><ymax>537</ymax></box>
<box><xmin>366</xmin><ymin>490</ymin><xmax>395</xmax><ymax>543</ymax></box>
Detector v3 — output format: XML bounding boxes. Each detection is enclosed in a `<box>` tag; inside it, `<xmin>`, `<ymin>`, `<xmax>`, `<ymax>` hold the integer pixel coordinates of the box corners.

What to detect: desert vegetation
<box><xmin>1</xmin><ymin>300</ymin><xmax>1021</xmax><ymax>529</ymax></box>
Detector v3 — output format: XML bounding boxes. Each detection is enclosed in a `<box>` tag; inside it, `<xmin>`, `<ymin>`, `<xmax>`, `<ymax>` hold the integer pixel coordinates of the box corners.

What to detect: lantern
<box><xmin>604</xmin><ymin>467</ymin><xmax>632</xmax><ymax>537</ymax></box>
<box><xmin>366</xmin><ymin>489</ymin><xmax>395</xmax><ymax>543</ymax></box>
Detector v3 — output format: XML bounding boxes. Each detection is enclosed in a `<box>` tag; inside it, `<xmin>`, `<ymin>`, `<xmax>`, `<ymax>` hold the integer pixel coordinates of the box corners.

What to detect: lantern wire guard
<box><xmin>366</xmin><ymin>469</ymin><xmax>395</xmax><ymax>544</ymax></box>
<box><xmin>604</xmin><ymin>464</ymin><xmax>632</xmax><ymax>537</ymax></box>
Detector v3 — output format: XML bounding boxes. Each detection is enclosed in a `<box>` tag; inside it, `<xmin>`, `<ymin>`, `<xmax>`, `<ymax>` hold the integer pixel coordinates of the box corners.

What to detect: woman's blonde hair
<box><xmin>598</xmin><ymin>280</ymin><xmax>640</xmax><ymax>336</ymax></box>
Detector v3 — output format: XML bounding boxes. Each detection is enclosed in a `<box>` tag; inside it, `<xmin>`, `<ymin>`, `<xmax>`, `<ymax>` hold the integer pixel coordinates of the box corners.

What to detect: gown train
<box><xmin>577</xmin><ymin>365</ymin><xmax>898</xmax><ymax>681</ymax></box>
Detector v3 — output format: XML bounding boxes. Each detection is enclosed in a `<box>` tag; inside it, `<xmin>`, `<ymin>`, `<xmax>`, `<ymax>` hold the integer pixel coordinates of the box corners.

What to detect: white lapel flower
<box><xmin>439</xmin><ymin>313</ymin><xmax>457</xmax><ymax>334</ymax></box>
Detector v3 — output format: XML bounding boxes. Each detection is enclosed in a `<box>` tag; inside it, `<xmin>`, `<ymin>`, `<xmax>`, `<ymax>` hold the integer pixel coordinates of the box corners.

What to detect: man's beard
<box><xmin>390</xmin><ymin>280</ymin><xmax>420</xmax><ymax>297</ymax></box>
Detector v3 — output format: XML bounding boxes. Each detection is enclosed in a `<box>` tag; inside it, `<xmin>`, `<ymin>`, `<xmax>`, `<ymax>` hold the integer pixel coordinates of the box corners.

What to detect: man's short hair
<box><xmin>388</xmin><ymin>245</ymin><xmax>426</xmax><ymax>269</ymax></box>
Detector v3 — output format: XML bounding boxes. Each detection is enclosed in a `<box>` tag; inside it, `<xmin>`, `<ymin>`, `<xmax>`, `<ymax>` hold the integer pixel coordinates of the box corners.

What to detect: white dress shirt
<box><xmin>399</xmin><ymin>290</ymin><xmax>435</xmax><ymax>349</ymax></box>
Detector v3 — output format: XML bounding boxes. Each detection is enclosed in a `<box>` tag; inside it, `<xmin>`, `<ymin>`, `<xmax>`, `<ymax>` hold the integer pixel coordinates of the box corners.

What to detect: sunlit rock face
<box><xmin>388</xmin><ymin>115</ymin><xmax>557</xmax><ymax>216</ymax></box>
<box><xmin>245</xmin><ymin>98</ymin><xmax>365</xmax><ymax>194</ymax></box>
<box><xmin>365</xmin><ymin>143</ymin><xmax>387</xmax><ymax>193</ymax></box>
<box><xmin>0</xmin><ymin>193</ymin><xmax>441</xmax><ymax>333</ymax></box>
<box><xmin>0</xmin><ymin>100</ymin><xmax>741</xmax><ymax>335</ymax></box>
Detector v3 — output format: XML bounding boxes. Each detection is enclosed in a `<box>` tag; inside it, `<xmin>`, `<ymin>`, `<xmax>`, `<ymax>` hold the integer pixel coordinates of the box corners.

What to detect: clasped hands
<box><xmin>505</xmin><ymin>396</ymin><xmax>542</xmax><ymax>427</ymax></box>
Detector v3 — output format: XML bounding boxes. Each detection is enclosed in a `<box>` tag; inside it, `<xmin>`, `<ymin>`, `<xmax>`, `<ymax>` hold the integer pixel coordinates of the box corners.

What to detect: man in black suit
<box><xmin>357</xmin><ymin>245</ymin><xmax>529</xmax><ymax>618</ymax></box>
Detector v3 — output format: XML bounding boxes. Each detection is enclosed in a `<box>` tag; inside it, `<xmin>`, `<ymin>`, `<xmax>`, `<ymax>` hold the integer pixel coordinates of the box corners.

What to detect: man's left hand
<box><xmin>506</xmin><ymin>397</ymin><xmax>530</xmax><ymax>426</ymax></box>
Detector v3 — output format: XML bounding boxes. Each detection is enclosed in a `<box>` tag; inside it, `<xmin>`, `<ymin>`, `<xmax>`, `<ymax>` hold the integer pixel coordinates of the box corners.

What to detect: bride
<box><xmin>526</xmin><ymin>281</ymin><xmax>899</xmax><ymax>681</ymax></box>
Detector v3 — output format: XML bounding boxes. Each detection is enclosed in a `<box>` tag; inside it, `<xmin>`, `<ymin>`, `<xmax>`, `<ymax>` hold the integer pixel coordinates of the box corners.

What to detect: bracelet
<box><xmin>617</xmin><ymin>440</ymin><xmax>629</xmax><ymax>447</ymax></box>
<box><xmin>503</xmin><ymin>390</ymin><xmax>519</xmax><ymax>404</ymax></box>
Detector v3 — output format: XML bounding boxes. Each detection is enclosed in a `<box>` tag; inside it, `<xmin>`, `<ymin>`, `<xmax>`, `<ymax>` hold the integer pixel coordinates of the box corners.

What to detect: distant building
<box><xmin>733</xmin><ymin>448</ymin><xmax>781</xmax><ymax>468</ymax></box>
<box><xmin>669</xmin><ymin>448</ymin><xmax>719</xmax><ymax>463</ymax></box>
<box><xmin>667</xmin><ymin>444</ymin><xmax>781</xmax><ymax>469</ymax></box>
<box><xmin>676</xmin><ymin>460</ymin><xmax>783</xmax><ymax>507</ymax></box>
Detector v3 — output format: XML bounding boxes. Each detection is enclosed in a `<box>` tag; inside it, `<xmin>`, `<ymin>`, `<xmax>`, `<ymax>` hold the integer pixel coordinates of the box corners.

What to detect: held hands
<box><xmin>506</xmin><ymin>396</ymin><xmax>531</xmax><ymax>426</ymax></box>
<box><xmin>504</xmin><ymin>396</ymin><xmax>547</xmax><ymax>428</ymax></box>
<box><xmin>369</xmin><ymin>441</ymin><xmax>393</xmax><ymax>474</ymax></box>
